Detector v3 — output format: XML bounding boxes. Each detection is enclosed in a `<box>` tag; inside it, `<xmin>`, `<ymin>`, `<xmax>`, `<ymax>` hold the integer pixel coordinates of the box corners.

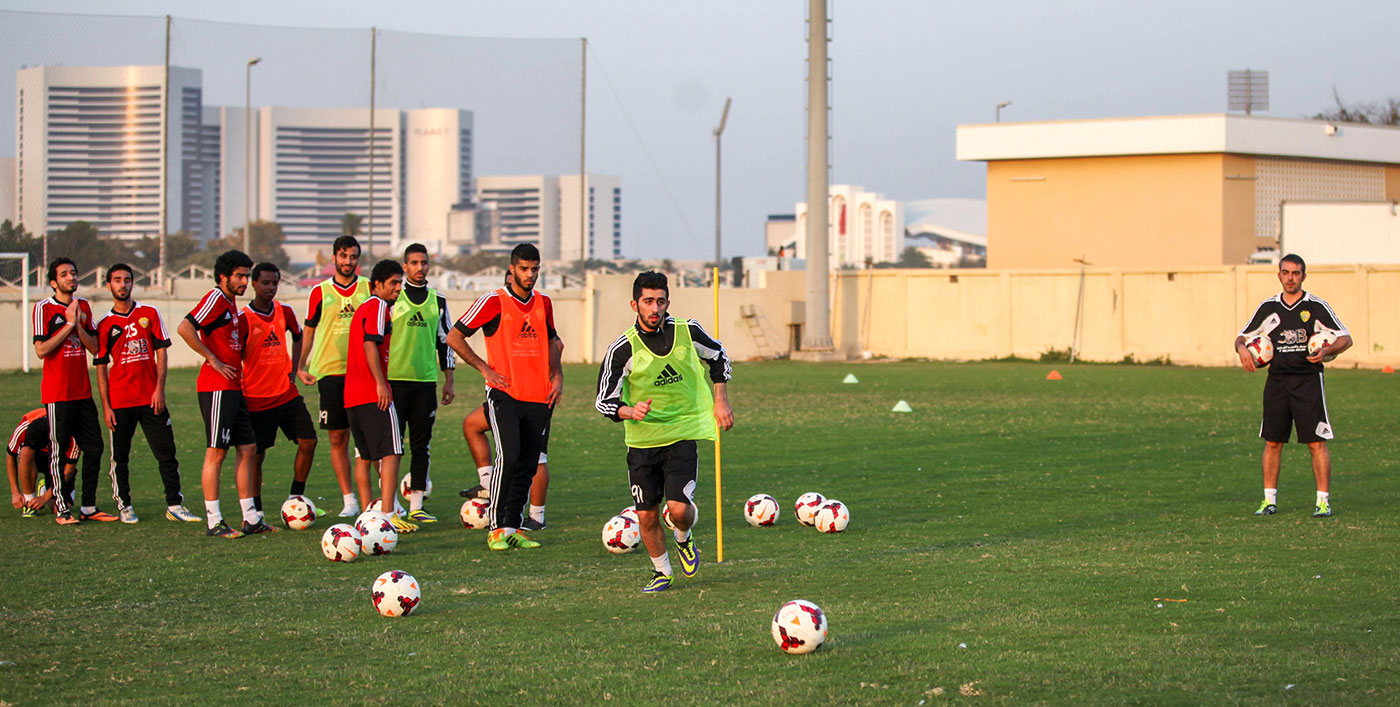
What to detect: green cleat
<box><xmin>20</xmin><ymin>506</ymin><xmax>37</xmax><ymax>519</ymax></box>
<box><xmin>642</xmin><ymin>572</ymin><xmax>673</xmax><ymax>593</ymax></box>
<box><xmin>1254</xmin><ymin>500</ymin><xmax>1277</xmax><ymax>516</ymax></box>
<box><xmin>675</xmin><ymin>539</ymin><xmax>699</xmax><ymax>578</ymax></box>
<box><xmin>1314</xmin><ymin>500</ymin><xmax>1332</xmax><ymax>517</ymax></box>
<box><xmin>509</xmin><ymin>531</ymin><xmax>541</xmax><ymax>549</ymax></box>
<box><xmin>407</xmin><ymin>509</ymin><xmax>437</xmax><ymax>523</ymax></box>
<box><xmin>487</xmin><ymin>529</ymin><xmax>511</xmax><ymax>551</ymax></box>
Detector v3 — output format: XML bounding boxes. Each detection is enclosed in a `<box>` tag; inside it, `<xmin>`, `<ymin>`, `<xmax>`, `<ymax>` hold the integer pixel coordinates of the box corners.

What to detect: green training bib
<box><xmin>622</xmin><ymin>320</ymin><xmax>717</xmax><ymax>449</ymax></box>
<box><xmin>388</xmin><ymin>288</ymin><xmax>441</xmax><ymax>382</ymax></box>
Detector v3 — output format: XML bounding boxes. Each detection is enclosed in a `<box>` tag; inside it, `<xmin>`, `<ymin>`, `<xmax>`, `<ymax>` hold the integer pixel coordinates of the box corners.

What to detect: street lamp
<box><xmin>245</xmin><ymin>57</ymin><xmax>262</xmax><ymax>255</ymax></box>
<box><xmin>713</xmin><ymin>97</ymin><xmax>731</xmax><ymax>279</ymax></box>
<box><xmin>996</xmin><ymin>100</ymin><xmax>1011</xmax><ymax>123</ymax></box>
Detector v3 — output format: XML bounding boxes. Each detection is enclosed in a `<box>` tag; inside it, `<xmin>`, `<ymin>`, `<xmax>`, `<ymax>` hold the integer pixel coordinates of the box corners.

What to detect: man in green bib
<box><xmin>295</xmin><ymin>235</ymin><xmax>368</xmax><ymax>518</ymax></box>
<box><xmin>595</xmin><ymin>271</ymin><xmax>733</xmax><ymax>593</ymax></box>
<box><xmin>387</xmin><ymin>243</ymin><xmax>456</xmax><ymax>523</ymax></box>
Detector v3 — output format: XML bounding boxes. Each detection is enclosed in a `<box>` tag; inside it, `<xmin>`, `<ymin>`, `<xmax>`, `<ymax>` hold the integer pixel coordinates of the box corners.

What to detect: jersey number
<box><xmin>630</xmin><ymin>484</ymin><xmax>645</xmax><ymax>506</ymax></box>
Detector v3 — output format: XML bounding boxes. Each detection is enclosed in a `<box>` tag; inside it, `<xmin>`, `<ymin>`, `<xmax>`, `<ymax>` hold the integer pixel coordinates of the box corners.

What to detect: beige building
<box><xmin>957</xmin><ymin>114</ymin><xmax>1400</xmax><ymax>269</ymax></box>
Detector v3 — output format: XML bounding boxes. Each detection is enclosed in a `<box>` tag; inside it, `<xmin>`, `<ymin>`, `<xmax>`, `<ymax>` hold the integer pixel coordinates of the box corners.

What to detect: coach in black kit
<box><xmin>1234</xmin><ymin>254</ymin><xmax>1351</xmax><ymax>518</ymax></box>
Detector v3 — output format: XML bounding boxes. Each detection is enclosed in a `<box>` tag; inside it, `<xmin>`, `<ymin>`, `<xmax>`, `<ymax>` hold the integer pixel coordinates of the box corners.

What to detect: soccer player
<box><xmin>344</xmin><ymin>259</ymin><xmax>413</xmax><ymax>533</ymax></box>
<box><xmin>94</xmin><ymin>263</ymin><xmax>199</xmax><ymax>524</ymax></box>
<box><xmin>177</xmin><ymin>250</ymin><xmax>275</xmax><ymax>538</ymax></box>
<box><xmin>387</xmin><ymin>243</ymin><xmax>456</xmax><ymax>523</ymax></box>
<box><xmin>241</xmin><ymin>262</ymin><xmax>320</xmax><ymax>508</ymax></box>
<box><xmin>458</xmin><ymin>403</ymin><xmax>552</xmax><ymax>530</ymax></box>
<box><xmin>32</xmin><ymin>257</ymin><xmax>110</xmax><ymax>525</ymax></box>
<box><xmin>6</xmin><ymin>409</ymin><xmax>76</xmax><ymax>517</ymax></box>
<box><xmin>447</xmin><ymin>243</ymin><xmax>563</xmax><ymax>551</ymax></box>
<box><xmin>595</xmin><ymin>271</ymin><xmax>734</xmax><ymax>593</ymax></box>
<box><xmin>296</xmin><ymin>236</ymin><xmax>368</xmax><ymax>517</ymax></box>
<box><xmin>1235</xmin><ymin>253</ymin><xmax>1352</xmax><ymax>518</ymax></box>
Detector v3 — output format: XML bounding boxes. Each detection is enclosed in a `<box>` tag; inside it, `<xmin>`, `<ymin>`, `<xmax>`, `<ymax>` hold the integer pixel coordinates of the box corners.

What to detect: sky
<box><xmin>2</xmin><ymin>0</ymin><xmax>1398</xmax><ymax>260</ymax></box>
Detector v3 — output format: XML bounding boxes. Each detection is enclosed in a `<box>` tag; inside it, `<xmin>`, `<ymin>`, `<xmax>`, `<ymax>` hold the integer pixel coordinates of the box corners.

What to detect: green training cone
<box><xmin>843</xmin><ymin>374</ymin><xmax>859</xmax><ymax>384</ymax></box>
<box><xmin>892</xmin><ymin>400</ymin><xmax>913</xmax><ymax>413</ymax></box>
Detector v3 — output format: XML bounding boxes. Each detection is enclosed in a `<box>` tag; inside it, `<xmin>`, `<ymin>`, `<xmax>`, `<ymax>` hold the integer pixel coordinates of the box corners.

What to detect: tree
<box><xmin>0</xmin><ymin>220</ymin><xmax>41</xmax><ymax>263</ymax></box>
<box><xmin>892</xmin><ymin>246</ymin><xmax>934</xmax><ymax>269</ymax></box>
<box><xmin>1311</xmin><ymin>88</ymin><xmax>1400</xmax><ymax>126</ymax></box>
<box><xmin>207</xmin><ymin>220</ymin><xmax>290</xmax><ymax>270</ymax></box>
<box><xmin>127</xmin><ymin>232</ymin><xmax>202</xmax><ymax>274</ymax></box>
<box><xmin>341</xmin><ymin>212</ymin><xmax>364</xmax><ymax>236</ymax></box>
<box><xmin>46</xmin><ymin>221</ymin><xmax>132</xmax><ymax>274</ymax></box>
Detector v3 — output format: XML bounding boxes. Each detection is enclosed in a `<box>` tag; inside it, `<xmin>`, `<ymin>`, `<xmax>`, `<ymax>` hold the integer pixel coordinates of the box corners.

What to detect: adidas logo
<box><xmin>652</xmin><ymin>364</ymin><xmax>684</xmax><ymax>387</ymax></box>
<box><xmin>408</xmin><ymin>311</ymin><xmax>429</xmax><ymax>327</ymax></box>
<box><xmin>519</xmin><ymin>320</ymin><xmax>539</xmax><ymax>339</ymax></box>
<box><xmin>262</xmin><ymin>332</ymin><xmax>283</xmax><ymax>348</ymax></box>
<box><xmin>338</xmin><ymin>303</ymin><xmax>355</xmax><ymax>319</ymax></box>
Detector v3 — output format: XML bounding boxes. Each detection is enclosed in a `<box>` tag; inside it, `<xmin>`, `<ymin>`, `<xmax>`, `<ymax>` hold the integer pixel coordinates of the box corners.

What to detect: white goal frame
<box><xmin>0</xmin><ymin>252</ymin><xmax>31</xmax><ymax>372</ymax></box>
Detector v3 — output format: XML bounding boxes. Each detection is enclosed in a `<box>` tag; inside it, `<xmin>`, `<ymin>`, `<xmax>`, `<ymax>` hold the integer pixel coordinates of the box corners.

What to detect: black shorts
<box><xmin>317</xmin><ymin>375</ymin><xmax>350</xmax><ymax>430</ymax></box>
<box><xmin>626</xmin><ymin>439</ymin><xmax>698</xmax><ymax>510</ymax></box>
<box><xmin>347</xmin><ymin>402</ymin><xmax>403</xmax><ymax>461</ymax></box>
<box><xmin>198</xmin><ymin>390</ymin><xmax>256</xmax><ymax>450</ymax></box>
<box><xmin>251</xmin><ymin>397</ymin><xmax>317</xmax><ymax>452</ymax></box>
<box><xmin>1261</xmin><ymin>372</ymin><xmax>1334</xmax><ymax>443</ymax></box>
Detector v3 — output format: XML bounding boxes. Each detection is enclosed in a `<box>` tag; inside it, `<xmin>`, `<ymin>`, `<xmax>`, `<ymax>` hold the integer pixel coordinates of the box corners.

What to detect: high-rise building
<box><xmin>559</xmin><ymin>173</ymin><xmax>622</xmax><ymax>261</ymax></box>
<box><xmin>795</xmin><ymin>185</ymin><xmax>904</xmax><ymax>267</ymax></box>
<box><xmin>474</xmin><ymin>173</ymin><xmax>621</xmax><ymax>260</ymax></box>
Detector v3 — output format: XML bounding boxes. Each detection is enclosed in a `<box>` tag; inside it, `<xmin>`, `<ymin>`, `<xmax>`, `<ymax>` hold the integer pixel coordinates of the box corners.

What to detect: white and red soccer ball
<box><xmin>281</xmin><ymin>495</ymin><xmax>317</xmax><ymax>530</ymax></box>
<box><xmin>602</xmin><ymin>515</ymin><xmax>641</xmax><ymax>554</ymax></box>
<box><xmin>814</xmin><ymin>500</ymin><xmax>850</xmax><ymax>534</ymax></box>
<box><xmin>661</xmin><ymin>503</ymin><xmax>696</xmax><ymax>532</ymax></box>
<box><xmin>744</xmin><ymin>494</ymin><xmax>779</xmax><ymax>527</ymax></box>
<box><xmin>399</xmin><ymin>475</ymin><xmax>433</xmax><ymax>500</ymax></box>
<box><xmin>771</xmin><ymin>599</ymin><xmax>828</xmax><ymax>654</ymax></box>
<box><xmin>618</xmin><ymin>505</ymin><xmax>639</xmax><ymax>524</ymax></box>
<box><xmin>371</xmin><ymin>570</ymin><xmax>421</xmax><ymax>617</ymax></box>
<box><xmin>1308</xmin><ymin>327</ymin><xmax>1338</xmax><ymax>359</ymax></box>
<box><xmin>320</xmin><ymin>523</ymin><xmax>362</xmax><ymax>562</ymax></box>
<box><xmin>794</xmin><ymin>492</ymin><xmax>826</xmax><ymax>526</ymax></box>
<box><xmin>459</xmin><ymin>498</ymin><xmax>491</xmax><ymax>530</ymax></box>
<box><xmin>354</xmin><ymin>511</ymin><xmax>398</xmax><ymax>555</ymax></box>
<box><xmin>1244</xmin><ymin>335</ymin><xmax>1274</xmax><ymax>367</ymax></box>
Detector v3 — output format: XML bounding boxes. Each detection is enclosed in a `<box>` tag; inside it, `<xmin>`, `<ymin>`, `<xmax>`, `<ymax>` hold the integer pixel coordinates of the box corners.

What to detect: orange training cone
<box><xmin>1046</xmin><ymin>370</ymin><xmax>1062</xmax><ymax>380</ymax></box>
<box><xmin>1384</xmin><ymin>365</ymin><xmax>1394</xmax><ymax>373</ymax></box>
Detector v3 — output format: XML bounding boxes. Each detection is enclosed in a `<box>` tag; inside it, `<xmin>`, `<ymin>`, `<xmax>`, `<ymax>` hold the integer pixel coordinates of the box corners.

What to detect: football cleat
<box><xmin>338</xmin><ymin>503</ymin><xmax>361</xmax><ymax>518</ymax></box>
<box><xmin>79</xmin><ymin>509</ymin><xmax>119</xmax><ymax>522</ymax></box>
<box><xmin>509</xmin><ymin>531</ymin><xmax>541</xmax><ymax>549</ymax></box>
<box><xmin>675</xmin><ymin>539</ymin><xmax>699</xmax><ymax>578</ymax></box>
<box><xmin>406</xmin><ymin>509</ymin><xmax>437</xmax><ymax>523</ymax></box>
<box><xmin>487</xmin><ymin>529</ymin><xmax>511</xmax><ymax>551</ymax></box>
<box><xmin>119</xmin><ymin>507</ymin><xmax>139</xmax><ymax>524</ymax></box>
<box><xmin>165</xmin><ymin>506</ymin><xmax>202</xmax><ymax>522</ymax></box>
<box><xmin>20</xmin><ymin>506</ymin><xmax>37</xmax><ymax>519</ymax></box>
<box><xmin>206</xmin><ymin>520</ymin><xmax>243</xmax><ymax>538</ymax></box>
<box><xmin>240</xmin><ymin>520</ymin><xmax>280</xmax><ymax>535</ymax></box>
<box><xmin>1314</xmin><ymin>500</ymin><xmax>1332</xmax><ymax>517</ymax></box>
<box><xmin>390</xmin><ymin>515</ymin><xmax>420</xmax><ymax>533</ymax></box>
<box><xmin>55</xmin><ymin>511</ymin><xmax>79</xmax><ymax>525</ymax></box>
<box><xmin>521</xmin><ymin>517</ymin><xmax>547</xmax><ymax>531</ymax></box>
<box><xmin>459</xmin><ymin>484</ymin><xmax>489</xmax><ymax>500</ymax></box>
<box><xmin>1254</xmin><ymin>500</ymin><xmax>1277</xmax><ymax>516</ymax></box>
<box><xmin>642</xmin><ymin>572</ymin><xmax>673</xmax><ymax>593</ymax></box>
<box><xmin>314</xmin><ymin>506</ymin><xmax>327</xmax><ymax>518</ymax></box>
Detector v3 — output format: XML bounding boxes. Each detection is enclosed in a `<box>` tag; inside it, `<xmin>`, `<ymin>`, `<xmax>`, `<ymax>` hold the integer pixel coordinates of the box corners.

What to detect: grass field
<box><xmin>1</xmin><ymin>360</ymin><xmax>1397</xmax><ymax>704</ymax></box>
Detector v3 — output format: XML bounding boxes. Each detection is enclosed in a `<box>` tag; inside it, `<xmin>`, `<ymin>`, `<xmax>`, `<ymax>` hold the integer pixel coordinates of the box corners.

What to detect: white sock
<box><xmin>1317</xmin><ymin>490</ymin><xmax>1329</xmax><ymax>505</ymax></box>
<box><xmin>651</xmin><ymin>552</ymin><xmax>673</xmax><ymax>576</ymax></box>
<box><xmin>239</xmin><ymin>497</ymin><xmax>259</xmax><ymax>525</ymax></box>
<box><xmin>81</xmin><ymin>505</ymin><xmax>96</xmax><ymax>515</ymax></box>
<box><xmin>342</xmin><ymin>493</ymin><xmax>359</xmax><ymax>511</ymax></box>
<box><xmin>22</xmin><ymin>492</ymin><xmax>35</xmax><ymax>502</ymax></box>
<box><xmin>394</xmin><ymin>498</ymin><xmax>406</xmax><ymax>517</ymax></box>
<box><xmin>529</xmin><ymin>504</ymin><xmax>545</xmax><ymax>523</ymax></box>
<box><xmin>1264</xmin><ymin>488</ymin><xmax>1277</xmax><ymax>504</ymax></box>
<box><xmin>409</xmin><ymin>490</ymin><xmax>424</xmax><ymax>512</ymax></box>
<box><xmin>477</xmin><ymin>465</ymin><xmax>492</xmax><ymax>487</ymax></box>
<box><xmin>205</xmin><ymin>500</ymin><xmax>222</xmax><ymax>529</ymax></box>
<box><xmin>501</xmin><ymin>527</ymin><xmax>516</xmax><ymax>535</ymax></box>
<box><xmin>674</xmin><ymin>527</ymin><xmax>691</xmax><ymax>543</ymax></box>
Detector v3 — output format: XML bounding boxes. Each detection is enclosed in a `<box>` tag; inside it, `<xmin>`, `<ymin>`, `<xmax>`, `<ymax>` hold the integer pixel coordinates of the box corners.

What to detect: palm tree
<box><xmin>341</xmin><ymin>212</ymin><xmax>363</xmax><ymax>236</ymax></box>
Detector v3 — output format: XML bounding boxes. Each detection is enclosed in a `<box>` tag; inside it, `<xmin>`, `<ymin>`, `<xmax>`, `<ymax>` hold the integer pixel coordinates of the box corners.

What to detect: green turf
<box><xmin>1</xmin><ymin>361</ymin><xmax>1397</xmax><ymax>704</ymax></box>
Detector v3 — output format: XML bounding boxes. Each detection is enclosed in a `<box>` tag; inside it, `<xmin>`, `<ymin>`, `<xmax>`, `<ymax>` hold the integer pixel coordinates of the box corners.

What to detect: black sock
<box><xmin>253</xmin><ymin>495</ymin><xmax>262</xmax><ymax>512</ymax></box>
<box><xmin>289</xmin><ymin>480</ymin><xmax>307</xmax><ymax>496</ymax></box>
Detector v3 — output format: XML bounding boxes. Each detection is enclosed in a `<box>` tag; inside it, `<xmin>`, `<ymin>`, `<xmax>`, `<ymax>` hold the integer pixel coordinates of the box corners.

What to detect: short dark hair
<box><xmin>47</xmin><ymin>257</ymin><xmax>76</xmax><ymax>285</ymax></box>
<box><xmin>333</xmin><ymin>235</ymin><xmax>361</xmax><ymax>256</ymax></box>
<box><xmin>1280</xmin><ymin>253</ymin><xmax>1306</xmax><ymax>274</ymax></box>
<box><xmin>510</xmin><ymin>243</ymin><xmax>540</xmax><ymax>264</ymax></box>
<box><xmin>403</xmin><ymin>243</ymin><xmax>428</xmax><ymax>260</ymax></box>
<box><xmin>251</xmin><ymin>262</ymin><xmax>280</xmax><ymax>282</ymax></box>
<box><xmin>106</xmin><ymin>262</ymin><xmax>133</xmax><ymax>282</ymax></box>
<box><xmin>214</xmin><ymin>250</ymin><xmax>254</xmax><ymax>283</ymax></box>
<box><xmin>632</xmin><ymin>271</ymin><xmax>669</xmax><ymax>301</ymax></box>
<box><xmin>370</xmin><ymin>259</ymin><xmax>404</xmax><ymax>285</ymax></box>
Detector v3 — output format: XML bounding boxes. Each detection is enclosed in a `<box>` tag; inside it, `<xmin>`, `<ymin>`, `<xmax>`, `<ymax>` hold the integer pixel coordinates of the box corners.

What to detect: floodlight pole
<box><xmin>244</xmin><ymin>56</ymin><xmax>261</xmax><ymax>255</ymax></box>
<box><xmin>996</xmin><ymin>100</ymin><xmax>1011</xmax><ymax>123</ymax></box>
<box><xmin>713</xmin><ymin>97</ymin><xmax>731</xmax><ymax>281</ymax></box>
<box><xmin>801</xmin><ymin>0</ymin><xmax>834</xmax><ymax>353</ymax></box>
<box><xmin>367</xmin><ymin>28</ymin><xmax>377</xmax><ymax>257</ymax></box>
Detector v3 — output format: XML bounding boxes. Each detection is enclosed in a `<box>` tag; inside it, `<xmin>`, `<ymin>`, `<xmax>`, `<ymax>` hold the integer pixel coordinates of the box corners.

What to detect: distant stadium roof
<box><xmin>956</xmin><ymin>114</ymin><xmax>1400</xmax><ymax>165</ymax></box>
<box><xmin>905</xmin><ymin>198</ymin><xmax>986</xmax><ymax>247</ymax></box>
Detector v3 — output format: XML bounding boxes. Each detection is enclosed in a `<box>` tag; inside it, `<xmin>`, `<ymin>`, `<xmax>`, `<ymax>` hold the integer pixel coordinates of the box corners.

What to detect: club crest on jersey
<box><xmin>408</xmin><ymin>311</ymin><xmax>429</xmax><ymax>327</ymax></box>
<box><xmin>653</xmin><ymin>364</ymin><xmax>684</xmax><ymax>386</ymax></box>
<box><xmin>1301</xmin><ymin>311</ymin><xmax>1310</xmax><ymax>323</ymax></box>
<box><xmin>139</xmin><ymin>317</ymin><xmax>149</xmax><ymax>328</ymax></box>
<box><xmin>519</xmin><ymin>320</ymin><xmax>539</xmax><ymax>339</ymax></box>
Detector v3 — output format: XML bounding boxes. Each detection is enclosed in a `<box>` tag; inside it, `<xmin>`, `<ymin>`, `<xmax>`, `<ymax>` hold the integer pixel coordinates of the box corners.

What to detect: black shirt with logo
<box><xmin>1238</xmin><ymin>292</ymin><xmax>1348</xmax><ymax>376</ymax></box>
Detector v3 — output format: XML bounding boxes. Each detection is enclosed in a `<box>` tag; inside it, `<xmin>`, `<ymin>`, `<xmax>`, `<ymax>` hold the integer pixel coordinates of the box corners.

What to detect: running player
<box><xmin>344</xmin><ymin>259</ymin><xmax>413</xmax><ymax>533</ymax></box>
<box><xmin>296</xmin><ymin>235</ymin><xmax>367</xmax><ymax>517</ymax></box>
<box><xmin>387</xmin><ymin>243</ymin><xmax>455</xmax><ymax>523</ymax></box>
<box><xmin>94</xmin><ymin>263</ymin><xmax>198</xmax><ymax>524</ymax></box>
<box><xmin>458</xmin><ymin>404</ymin><xmax>551</xmax><ymax>530</ymax></box>
<box><xmin>6</xmin><ymin>409</ymin><xmax>76</xmax><ymax>517</ymax></box>
<box><xmin>447</xmin><ymin>243</ymin><xmax>563</xmax><ymax>551</ymax></box>
<box><xmin>177</xmin><ymin>250</ymin><xmax>275</xmax><ymax>538</ymax></box>
<box><xmin>32</xmin><ymin>257</ymin><xmax>110</xmax><ymax>525</ymax></box>
<box><xmin>241</xmin><ymin>262</ymin><xmax>320</xmax><ymax>509</ymax></box>
<box><xmin>595</xmin><ymin>271</ymin><xmax>734</xmax><ymax>593</ymax></box>
<box><xmin>1235</xmin><ymin>253</ymin><xmax>1352</xmax><ymax>518</ymax></box>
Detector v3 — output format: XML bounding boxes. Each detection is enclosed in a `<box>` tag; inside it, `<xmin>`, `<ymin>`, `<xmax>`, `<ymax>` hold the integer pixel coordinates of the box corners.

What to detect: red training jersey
<box><xmin>32</xmin><ymin>297</ymin><xmax>97</xmax><ymax>404</ymax></box>
<box><xmin>239</xmin><ymin>301</ymin><xmax>302</xmax><ymax>412</ymax></box>
<box><xmin>185</xmin><ymin>289</ymin><xmax>244</xmax><ymax>392</ymax></box>
<box><xmin>95</xmin><ymin>302</ymin><xmax>171</xmax><ymax>409</ymax></box>
<box><xmin>7</xmin><ymin>408</ymin><xmax>78</xmax><ymax>458</ymax></box>
<box><xmin>344</xmin><ymin>295</ymin><xmax>392</xmax><ymax>408</ymax></box>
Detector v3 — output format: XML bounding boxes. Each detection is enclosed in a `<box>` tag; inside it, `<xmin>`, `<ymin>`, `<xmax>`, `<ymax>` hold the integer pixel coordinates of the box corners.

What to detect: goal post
<box><xmin>0</xmin><ymin>252</ymin><xmax>32</xmax><ymax>373</ymax></box>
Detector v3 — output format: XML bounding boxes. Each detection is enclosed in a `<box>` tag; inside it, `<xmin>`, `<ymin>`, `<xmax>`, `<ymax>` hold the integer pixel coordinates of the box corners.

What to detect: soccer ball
<box><xmin>355</xmin><ymin>511</ymin><xmax>399</xmax><ymax>555</ymax></box>
<box><xmin>771</xmin><ymin>599</ymin><xmax>828</xmax><ymax>654</ymax></box>
<box><xmin>661</xmin><ymin>503</ymin><xmax>696</xmax><ymax>532</ymax></box>
<box><xmin>281</xmin><ymin>496</ymin><xmax>317</xmax><ymax>530</ymax></box>
<box><xmin>744</xmin><ymin>494</ymin><xmax>779</xmax><ymax>527</ymax></box>
<box><xmin>371</xmin><ymin>570</ymin><xmax>421</xmax><ymax>617</ymax></box>
<box><xmin>794</xmin><ymin>492</ymin><xmax>826</xmax><ymax>526</ymax></box>
<box><xmin>1307</xmin><ymin>330</ymin><xmax>1337</xmax><ymax>358</ymax></box>
<box><xmin>602</xmin><ymin>515</ymin><xmax>641</xmax><ymax>554</ymax></box>
<box><xmin>320</xmin><ymin>523</ymin><xmax>362</xmax><ymax>562</ymax></box>
<box><xmin>366</xmin><ymin>498</ymin><xmax>406</xmax><ymax>517</ymax></box>
<box><xmin>459</xmin><ymin>498</ymin><xmax>491</xmax><ymax>530</ymax></box>
<box><xmin>814</xmin><ymin>500</ymin><xmax>849</xmax><ymax>534</ymax></box>
<box><xmin>619</xmin><ymin>505</ymin><xmax>639</xmax><ymax>524</ymax></box>
<box><xmin>399</xmin><ymin>475</ymin><xmax>433</xmax><ymax>500</ymax></box>
<box><xmin>1244</xmin><ymin>335</ymin><xmax>1274</xmax><ymax>367</ymax></box>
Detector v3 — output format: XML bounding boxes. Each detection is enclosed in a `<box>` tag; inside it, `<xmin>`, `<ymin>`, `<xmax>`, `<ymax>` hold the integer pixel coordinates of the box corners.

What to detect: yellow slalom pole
<box><xmin>713</xmin><ymin>266</ymin><xmax>724</xmax><ymax>563</ymax></box>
